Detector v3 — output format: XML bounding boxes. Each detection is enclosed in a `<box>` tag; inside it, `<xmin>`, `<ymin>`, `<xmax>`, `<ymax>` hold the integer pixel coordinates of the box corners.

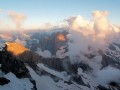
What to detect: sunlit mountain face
<box><xmin>6</xmin><ymin>42</ymin><xmax>28</xmax><ymax>56</ymax></box>
<box><xmin>57</xmin><ymin>33</ymin><xmax>66</xmax><ymax>41</ymax></box>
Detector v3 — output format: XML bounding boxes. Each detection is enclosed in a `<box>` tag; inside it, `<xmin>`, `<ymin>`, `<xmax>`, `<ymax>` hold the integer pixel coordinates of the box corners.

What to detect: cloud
<box><xmin>0</xmin><ymin>9</ymin><xmax>2</xmax><ymax>13</ymax></box>
<box><xmin>67</xmin><ymin>15</ymin><xmax>89</xmax><ymax>30</ymax></box>
<box><xmin>92</xmin><ymin>11</ymin><xmax>111</xmax><ymax>38</ymax></box>
<box><xmin>0</xmin><ymin>9</ymin><xmax>27</xmax><ymax>30</ymax></box>
<box><xmin>40</xmin><ymin>23</ymin><xmax>53</xmax><ymax>29</ymax></box>
<box><xmin>0</xmin><ymin>34</ymin><xmax>13</xmax><ymax>41</ymax></box>
<box><xmin>15</xmin><ymin>38</ymin><xmax>26</xmax><ymax>46</ymax></box>
<box><xmin>65</xmin><ymin>11</ymin><xmax>120</xmax><ymax>63</ymax></box>
<box><xmin>8</xmin><ymin>11</ymin><xmax>26</xmax><ymax>29</ymax></box>
<box><xmin>0</xmin><ymin>9</ymin><xmax>3</xmax><ymax>25</ymax></box>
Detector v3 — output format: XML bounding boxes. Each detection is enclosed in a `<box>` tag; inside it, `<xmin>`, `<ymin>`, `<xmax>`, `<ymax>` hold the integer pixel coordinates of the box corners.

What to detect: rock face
<box><xmin>2</xmin><ymin>42</ymin><xmax>42</xmax><ymax>69</ymax></box>
<box><xmin>0</xmin><ymin>77</ymin><xmax>10</xmax><ymax>85</ymax></box>
<box><xmin>6</xmin><ymin>42</ymin><xmax>28</xmax><ymax>56</ymax></box>
<box><xmin>0</xmin><ymin>44</ymin><xmax>28</xmax><ymax>77</ymax></box>
<box><xmin>27</xmin><ymin>30</ymin><xmax>68</xmax><ymax>55</ymax></box>
<box><xmin>0</xmin><ymin>43</ymin><xmax>37</xmax><ymax>90</ymax></box>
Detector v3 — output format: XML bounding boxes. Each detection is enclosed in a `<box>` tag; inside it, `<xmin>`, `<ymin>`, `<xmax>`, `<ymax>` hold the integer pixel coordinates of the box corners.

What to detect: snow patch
<box><xmin>0</xmin><ymin>43</ymin><xmax>5</xmax><ymax>51</ymax></box>
<box><xmin>36</xmin><ymin>48</ymin><xmax>52</xmax><ymax>58</ymax></box>
<box><xmin>96</xmin><ymin>66</ymin><xmax>120</xmax><ymax>85</ymax></box>
<box><xmin>0</xmin><ymin>72</ymin><xmax>33</xmax><ymax>90</ymax></box>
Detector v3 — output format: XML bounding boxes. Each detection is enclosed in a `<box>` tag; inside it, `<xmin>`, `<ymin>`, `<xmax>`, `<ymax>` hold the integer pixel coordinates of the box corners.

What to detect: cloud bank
<box><xmin>65</xmin><ymin>11</ymin><xmax>120</xmax><ymax>63</ymax></box>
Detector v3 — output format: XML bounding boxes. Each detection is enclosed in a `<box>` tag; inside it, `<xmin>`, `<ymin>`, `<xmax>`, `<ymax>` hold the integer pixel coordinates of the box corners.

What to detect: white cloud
<box><xmin>8</xmin><ymin>11</ymin><xmax>26</xmax><ymax>29</ymax></box>
<box><xmin>65</xmin><ymin>11</ymin><xmax>120</xmax><ymax>63</ymax></box>
<box><xmin>93</xmin><ymin>11</ymin><xmax>111</xmax><ymax>38</ymax></box>
<box><xmin>0</xmin><ymin>10</ymin><xmax>25</xmax><ymax>30</ymax></box>
<box><xmin>15</xmin><ymin>38</ymin><xmax>26</xmax><ymax>46</ymax></box>
<box><xmin>67</xmin><ymin>15</ymin><xmax>89</xmax><ymax>30</ymax></box>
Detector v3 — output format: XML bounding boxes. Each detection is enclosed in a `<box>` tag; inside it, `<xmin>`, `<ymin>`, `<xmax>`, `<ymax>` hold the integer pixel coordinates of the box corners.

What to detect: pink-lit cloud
<box><xmin>65</xmin><ymin>11</ymin><xmax>120</xmax><ymax>64</ymax></box>
<box><xmin>8</xmin><ymin>11</ymin><xmax>26</xmax><ymax>29</ymax></box>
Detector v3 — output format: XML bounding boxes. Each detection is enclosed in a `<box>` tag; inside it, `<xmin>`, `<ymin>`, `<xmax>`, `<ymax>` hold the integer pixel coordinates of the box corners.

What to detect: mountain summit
<box><xmin>6</xmin><ymin>42</ymin><xmax>28</xmax><ymax>56</ymax></box>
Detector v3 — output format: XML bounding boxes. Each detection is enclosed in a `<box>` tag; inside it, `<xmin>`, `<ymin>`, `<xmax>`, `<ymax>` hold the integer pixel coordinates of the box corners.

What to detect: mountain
<box><xmin>0</xmin><ymin>40</ymin><xmax>120</xmax><ymax>90</ymax></box>
<box><xmin>6</xmin><ymin>42</ymin><xmax>28</xmax><ymax>56</ymax></box>
<box><xmin>26</xmin><ymin>29</ymin><xmax>68</xmax><ymax>56</ymax></box>
<box><xmin>0</xmin><ymin>43</ymin><xmax>36</xmax><ymax>90</ymax></box>
<box><xmin>0</xmin><ymin>18</ymin><xmax>120</xmax><ymax>90</ymax></box>
<box><xmin>0</xmin><ymin>10</ymin><xmax>120</xmax><ymax>90</ymax></box>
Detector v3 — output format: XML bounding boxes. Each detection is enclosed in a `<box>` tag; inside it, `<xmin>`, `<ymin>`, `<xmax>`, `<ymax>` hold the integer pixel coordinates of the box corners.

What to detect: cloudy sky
<box><xmin>0</xmin><ymin>0</ymin><xmax>120</xmax><ymax>30</ymax></box>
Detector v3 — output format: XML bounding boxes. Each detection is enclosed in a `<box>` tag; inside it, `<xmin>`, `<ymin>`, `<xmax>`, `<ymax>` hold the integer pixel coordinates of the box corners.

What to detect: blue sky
<box><xmin>0</xmin><ymin>0</ymin><xmax>120</xmax><ymax>29</ymax></box>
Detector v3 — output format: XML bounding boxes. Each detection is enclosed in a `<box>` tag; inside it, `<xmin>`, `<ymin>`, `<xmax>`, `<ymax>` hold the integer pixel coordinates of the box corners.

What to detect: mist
<box><xmin>8</xmin><ymin>11</ymin><xmax>26</xmax><ymax>29</ymax></box>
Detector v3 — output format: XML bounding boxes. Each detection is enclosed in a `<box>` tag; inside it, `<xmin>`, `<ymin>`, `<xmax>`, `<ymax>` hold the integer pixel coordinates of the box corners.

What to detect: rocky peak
<box><xmin>5</xmin><ymin>42</ymin><xmax>28</xmax><ymax>56</ymax></box>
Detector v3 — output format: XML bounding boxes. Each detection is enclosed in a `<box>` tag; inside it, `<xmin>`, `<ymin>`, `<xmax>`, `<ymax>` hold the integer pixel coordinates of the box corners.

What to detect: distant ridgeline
<box><xmin>26</xmin><ymin>30</ymin><xmax>68</xmax><ymax>55</ymax></box>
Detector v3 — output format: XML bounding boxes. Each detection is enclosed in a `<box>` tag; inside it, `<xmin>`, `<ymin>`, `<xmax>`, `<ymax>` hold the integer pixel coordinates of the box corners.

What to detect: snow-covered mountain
<box><xmin>0</xmin><ymin>33</ymin><xmax>120</xmax><ymax>90</ymax></box>
<box><xmin>26</xmin><ymin>29</ymin><xmax>68</xmax><ymax>56</ymax></box>
<box><xmin>0</xmin><ymin>11</ymin><xmax>120</xmax><ymax>90</ymax></box>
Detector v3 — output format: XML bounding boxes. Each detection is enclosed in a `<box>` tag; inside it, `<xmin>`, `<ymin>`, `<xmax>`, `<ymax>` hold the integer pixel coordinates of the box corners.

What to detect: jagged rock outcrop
<box><xmin>0</xmin><ymin>77</ymin><xmax>10</xmax><ymax>85</ymax></box>
<box><xmin>0</xmin><ymin>43</ymin><xmax>37</xmax><ymax>90</ymax></box>
<box><xmin>0</xmin><ymin>41</ymin><xmax>120</xmax><ymax>90</ymax></box>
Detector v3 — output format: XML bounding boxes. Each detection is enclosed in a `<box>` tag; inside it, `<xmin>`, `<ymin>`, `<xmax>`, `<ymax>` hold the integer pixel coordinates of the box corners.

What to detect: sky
<box><xmin>0</xmin><ymin>0</ymin><xmax>120</xmax><ymax>30</ymax></box>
